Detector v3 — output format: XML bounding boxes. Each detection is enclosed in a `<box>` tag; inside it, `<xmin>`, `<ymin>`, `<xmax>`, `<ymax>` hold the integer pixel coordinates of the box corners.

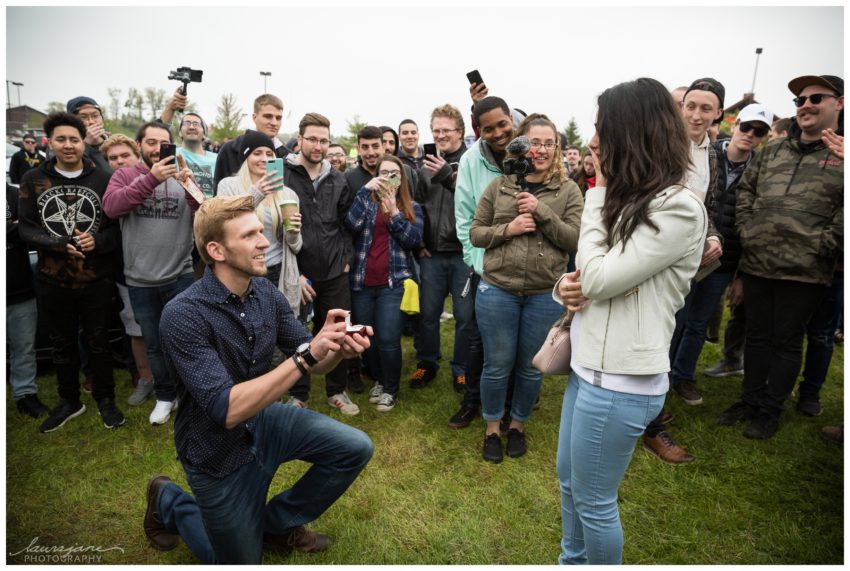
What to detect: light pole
<box><xmin>260</xmin><ymin>71</ymin><xmax>271</xmax><ymax>93</ymax></box>
<box><xmin>750</xmin><ymin>48</ymin><xmax>763</xmax><ymax>94</ymax></box>
<box><xmin>5</xmin><ymin>80</ymin><xmax>10</xmax><ymax>109</ymax></box>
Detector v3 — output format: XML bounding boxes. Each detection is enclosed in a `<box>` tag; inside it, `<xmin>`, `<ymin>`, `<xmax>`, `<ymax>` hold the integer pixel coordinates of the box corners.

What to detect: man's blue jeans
<box><xmin>557</xmin><ymin>372</ymin><xmax>664</xmax><ymax>565</ymax></box>
<box><xmin>157</xmin><ymin>403</ymin><xmax>374</xmax><ymax>564</ymax></box>
<box><xmin>416</xmin><ymin>252</ymin><xmax>473</xmax><ymax>376</ymax></box>
<box><xmin>351</xmin><ymin>285</ymin><xmax>405</xmax><ymax>396</ymax></box>
<box><xmin>669</xmin><ymin>271</ymin><xmax>734</xmax><ymax>386</ymax></box>
<box><xmin>476</xmin><ymin>280</ymin><xmax>562</xmax><ymax>423</ymax></box>
<box><xmin>7</xmin><ymin>298</ymin><xmax>39</xmax><ymax>400</ymax></box>
<box><xmin>129</xmin><ymin>273</ymin><xmax>194</xmax><ymax>402</ymax></box>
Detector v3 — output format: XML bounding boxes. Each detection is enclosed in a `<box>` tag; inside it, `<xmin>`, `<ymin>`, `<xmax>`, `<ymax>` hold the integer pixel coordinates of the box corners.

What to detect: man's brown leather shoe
<box><xmin>144</xmin><ymin>475</ymin><xmax>179</xmax><ymax>551</ymax></box>
<box><xmin>264</xmin><ymin>525</ymin><xmax>331</xmax><ymax>554</ymax></box>
<box><xmin>642</xmin><ymin>431</ymin><xmax>695</xmax><ymax>464</ymax></box>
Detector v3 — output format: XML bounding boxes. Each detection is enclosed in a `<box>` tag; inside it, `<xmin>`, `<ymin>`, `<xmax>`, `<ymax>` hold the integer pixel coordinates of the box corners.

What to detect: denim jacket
<box><xmin>345</xmin><ymin>186</ymin><xmax>424</xmax><ymax>291</ymax></box>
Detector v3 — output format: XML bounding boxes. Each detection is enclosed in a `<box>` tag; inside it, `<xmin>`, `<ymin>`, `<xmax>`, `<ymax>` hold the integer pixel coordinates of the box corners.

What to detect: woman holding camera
<box><xmin>345</xmin><ymin>154</ymin><xmax>423</xmax><ymax>412</ymax></box>
<box><xmin>470</xmin><ymin>113</ymin><xmax>583</xmax><ymax>463</ymax></box>
<box><xmin>554</xmin><ymin>78</ymin><xmax>708</xmax><ymax>564</ymax></box>
<box><xmin>217</xmin><ymin>130</ymin><xmax>302</xmax><ymax>315</ymax></box>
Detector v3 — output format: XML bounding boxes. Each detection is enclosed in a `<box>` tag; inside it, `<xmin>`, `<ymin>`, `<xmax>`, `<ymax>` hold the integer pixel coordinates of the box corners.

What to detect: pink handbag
<box><xmin>532</xmin><ymin>311</ymin><xmax>573</xmax><ymax>375</ymax></box>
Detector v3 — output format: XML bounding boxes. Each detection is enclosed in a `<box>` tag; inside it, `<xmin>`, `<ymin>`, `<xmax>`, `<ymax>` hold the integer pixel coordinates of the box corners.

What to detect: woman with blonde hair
<box><xmin>217</xmin><ymin>130</ymin><xmax>302</xmax><ymax>314</ymax></box>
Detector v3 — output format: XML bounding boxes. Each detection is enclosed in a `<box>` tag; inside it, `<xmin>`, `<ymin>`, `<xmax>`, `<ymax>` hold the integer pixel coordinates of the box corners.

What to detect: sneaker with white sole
<box><xmin>368</xmin><ymin>383</ymin><xmax>384</xmax><ymax>404</ymax></box>
<box><xmin>149</xmin><ymin>399</ymin><xmax>178</xmax><ymax>425</ymax></box>
<box><xmin>285</xmin><ymin>396</ymin><xmax>308</xmax><ymax>408</ymax></box>
<box><xmin>127</xmin><ymin>377</ymin><xmax>155</xmax><ymax>406</ymax></box>
<box><xmin>327</xmin><ymin>392</ymin><xmax>360</xmax><ymax>415</ymax></box>
<box><xmin>376</xmin><ymin>393</ymin><xmax>396</xmax><ymax>412</ymax></box>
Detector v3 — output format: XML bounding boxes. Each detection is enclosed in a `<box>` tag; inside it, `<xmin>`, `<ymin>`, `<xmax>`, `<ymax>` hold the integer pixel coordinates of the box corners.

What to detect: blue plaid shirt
<box><xmin>344</xmin><ymin>186</ymin><xmax>424</xmax><ymax>291</ymax></box>
<box><xmin>160</xmin><ymin>267</ymin><xmax>311</xmax><ymax>477</ymax></box>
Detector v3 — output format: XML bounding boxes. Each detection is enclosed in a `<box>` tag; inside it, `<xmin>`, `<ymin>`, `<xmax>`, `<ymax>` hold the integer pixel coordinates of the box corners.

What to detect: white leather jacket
<box><xmin>555</xmin><ymin>185</ymin><xmax>707</xmax><ymax>375</ymax></box>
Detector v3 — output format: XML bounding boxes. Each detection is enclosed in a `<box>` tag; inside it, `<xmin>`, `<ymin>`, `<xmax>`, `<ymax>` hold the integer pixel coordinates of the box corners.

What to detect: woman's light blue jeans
<box><xmin>476</xmin><ymin>280</ymin><xmax>563</xmax><ymax>423</ymax></box>
<box><xmin>557</xmin><ymin>372</ymin><xmax>664</xmax><ymax>564</ymax></box>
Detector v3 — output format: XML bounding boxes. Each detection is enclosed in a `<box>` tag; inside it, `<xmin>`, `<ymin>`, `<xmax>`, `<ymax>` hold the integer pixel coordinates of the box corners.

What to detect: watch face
<box><xmin>297</xmin><ymin>342</ymin><xmax>310</xmax><ymax>354</ymax></box>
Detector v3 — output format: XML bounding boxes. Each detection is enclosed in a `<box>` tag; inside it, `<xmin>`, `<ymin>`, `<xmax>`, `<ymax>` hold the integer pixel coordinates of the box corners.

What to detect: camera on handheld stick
<box><xmin>168</xmin><ymin>66</ymin><xmax>203</xmax><ymax>96</ymax></box>
<box><xmin>502</xmin><ymin>135</ymin><xmax>534</xmax><ymax>191</ymax></box>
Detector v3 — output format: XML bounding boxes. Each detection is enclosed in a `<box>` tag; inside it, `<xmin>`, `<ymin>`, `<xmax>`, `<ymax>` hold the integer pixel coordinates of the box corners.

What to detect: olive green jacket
<box><xmin>736</xmin><ymin>131</ymin><xmax>843</xmax><ymax>286</ymax></box>
<box><xmin>470</xmin><ymin>174</ymin><xmax>583</xmax><ymax>295</ymax></box>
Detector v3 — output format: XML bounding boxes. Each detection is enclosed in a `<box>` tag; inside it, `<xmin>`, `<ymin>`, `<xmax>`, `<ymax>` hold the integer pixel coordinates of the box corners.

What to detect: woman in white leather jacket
<box><xmin>553</xmin><ymin>78</ymin><xmax>708</xmax><ymax>565</ymax></box>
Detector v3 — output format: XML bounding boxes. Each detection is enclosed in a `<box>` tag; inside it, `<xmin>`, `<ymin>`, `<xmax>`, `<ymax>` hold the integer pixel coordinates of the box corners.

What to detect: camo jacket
<box><xmin>736</xmin><ymin>130</ymin><xmax>843</xmax><ymax>286</ymax></box>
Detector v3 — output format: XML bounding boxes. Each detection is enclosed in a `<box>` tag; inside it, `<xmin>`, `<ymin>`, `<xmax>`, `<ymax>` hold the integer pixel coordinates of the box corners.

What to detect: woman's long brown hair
<box><xmin>373</xmin><ymin>154</ymin><xmax>416</xmax><ymax>222</ymax></box>
<box><xmin>595</xmin><ymin>77</ymin><xmax>691</xmax><ymax>249</ymax></box>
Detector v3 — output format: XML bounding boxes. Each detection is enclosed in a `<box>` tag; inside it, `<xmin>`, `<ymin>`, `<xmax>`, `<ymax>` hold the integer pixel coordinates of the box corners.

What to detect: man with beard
<box><xmin>327</xmin><ymin>144</ymin><xmax>348</xmax><ymax>172</ymax></box>
<box><xmin>176</xmin><ymin>113</ymin><xmax>217</xmax><ymax>199</ymax></box>
<box><xmin>18</xmin><ymin>112</ymin><xmax>122</xmax><ymax>432</ymax></box>
<box><xmin>103</xmin><ymin>121</ymin><xmax>199</xmax><ymax>426</ymax></box>
<box><xmin>282</xmin><ymin>112</ymin><xmax>358</xmax><ymax>415</ymax></box>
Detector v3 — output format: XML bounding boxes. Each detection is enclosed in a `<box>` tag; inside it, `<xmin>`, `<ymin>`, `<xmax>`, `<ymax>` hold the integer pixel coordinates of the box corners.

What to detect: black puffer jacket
<box><xmin>414</xmin><ymin>144</ymin><xmax>467</xmax><ymax>253</ymax></box>
<box><xmin>712</xmin><ymin>139</ymin><xmax>756</xmax><ymax>274</ymax></box>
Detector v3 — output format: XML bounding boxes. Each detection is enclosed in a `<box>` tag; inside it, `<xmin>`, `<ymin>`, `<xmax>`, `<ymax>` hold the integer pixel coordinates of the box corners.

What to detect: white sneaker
<box><xmin>327</xmin><ymin>392</ymin><xmax>360</xmax><ymax>416</ymax></box>
<box><xmin>127</xmin><ymin>378</ymin><xmax>155</xmax><ymax>406</ymax></box>
<box><xmin>376</xmin><ymin>393</ymin><xmax>396</xmax><ymax>412</ymax></box>
<box><xmin>440</xmin><ymin>311</ymin><xmax>454</xmax><ymax>322</ymax></box>
<box><xmin>149</xmin><ymin>399</ymin><xmax>177</xmax><ymax>425</ymax></box>
<box><xmin>285</xmin><ymin>396</ymin><xmax>308</xmax><ymax>408</ymax></box>
<box><xmin>368</xmin><ymin>383</ymin><xmax>384</xmax><ymax>404</ymax></box>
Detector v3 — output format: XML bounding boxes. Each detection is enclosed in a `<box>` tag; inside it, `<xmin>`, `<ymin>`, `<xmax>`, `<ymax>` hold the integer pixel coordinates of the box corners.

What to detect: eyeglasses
<box><xmin>529</xmin><ymin>141</ymin><xmax>557</xmax><ymax>150</ymax></box>
<box><xmin>302</xmin><ymin>137</ymin><xmax>331</xmax><ymax>146</ymax></box>
<box><xmin>792</xmin><ymin>93</ymin><xmax>839</xmax><ymax>107</ymax></box>
<box><xmin>326</xmin><ymin>152</ymin><xmax>346</xmax><ymax>158</ymax></box>
<box><xmin>183</xmin><ymin>120</ymin><xmax>202</xmax><ymax>128</ymax></box>
<box><xmin>431</xmin><ymin>128</ymin><xmax>459</xmax><ymax>136</ymax></box>
<box><xmin>77</xmin><ymin>112</ymin><xmax>102</xmax><ymax>122</ymax></box>
<box><xmin>23</xmin><ymin>140</ymin><xmax>36</xmax><ymax>144</ymax></box>
<box><xmin>738</xmin><ymin>122</ymin><xmax>769</xmax><ymax>137</ymax></box>
<box><xmin>378</xmin><ymin>170</ymin><xmax>401</xmax><ymax>179</ymax></box>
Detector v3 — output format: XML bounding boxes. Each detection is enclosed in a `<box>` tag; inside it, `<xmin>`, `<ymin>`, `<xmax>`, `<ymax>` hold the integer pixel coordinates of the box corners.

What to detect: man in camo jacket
<box><xmin>719</xmin><ymin>74</ymin><xmax>843</xmax><ymax>440</ymax></box>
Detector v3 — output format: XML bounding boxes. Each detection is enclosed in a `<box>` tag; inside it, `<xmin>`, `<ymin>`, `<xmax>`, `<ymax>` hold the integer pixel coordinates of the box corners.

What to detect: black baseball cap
<box><xmin>685</xmin><ymin>77</ymin><xmax>726</xmax><ymax>111</ymax></box>
<box><xmin>66</xmin><ymin>96</ymin><xmax>101</xmax><ymax>114</ymax></box>
<box><xmin>788</xmin><ymin>75</ymin><xmax>844</xmax><ymax>97</ymax></box>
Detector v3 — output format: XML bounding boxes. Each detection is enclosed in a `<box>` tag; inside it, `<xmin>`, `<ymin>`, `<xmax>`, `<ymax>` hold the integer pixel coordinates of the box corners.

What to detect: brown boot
<box><xmin>643</xmin><ymin>431</ymin><xmax>695</xmax><ymax>464</ymax></box>
<box><xmin>264</xmin><ymin>525</ymin><xmax>331</xmax><ymax>554</ymax></box>
<box><xmin>821</xmin><ymin>425</ymin><xmax>844</xmax><ymax>445</ymax></box>
<box><xmin>144</xmin><ymin>475</ymin><xmax>179</xmax><ymax>551</ymax></box>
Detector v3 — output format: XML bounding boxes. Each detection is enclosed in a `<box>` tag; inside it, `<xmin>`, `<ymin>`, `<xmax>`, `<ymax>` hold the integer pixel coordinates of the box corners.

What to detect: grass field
<box><xmin>5</xmin><ymin>314</ymin><xmax>844</xmax><ymax>565</ymax></box>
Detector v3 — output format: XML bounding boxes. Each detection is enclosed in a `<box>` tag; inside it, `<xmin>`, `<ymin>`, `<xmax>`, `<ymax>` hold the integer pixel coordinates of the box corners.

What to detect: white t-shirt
<box><xmin>55</xmin><ymin>167</ymin><xmax>83</xmax><ymax>178</ymax></box>
<box><xmin>685</xmin><ymin>134</ymin><xmax>711</xmax><ymax>201</ymax></box>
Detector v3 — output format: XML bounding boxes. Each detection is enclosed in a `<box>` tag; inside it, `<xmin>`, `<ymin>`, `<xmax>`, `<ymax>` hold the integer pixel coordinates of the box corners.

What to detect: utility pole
<box><xmin>750</xmin><ymin>48</ymin><xmax>763</xmax><ymax>94</ymax></box>
<box><xmin>260</xmin><ymin>71</ymin><xmax>271</xmax><ymax>93</ymax></box>
<box><xmin>12</xmin><ymin>81</ymin><xmax>23</xmax><ymax>107</ymax></box>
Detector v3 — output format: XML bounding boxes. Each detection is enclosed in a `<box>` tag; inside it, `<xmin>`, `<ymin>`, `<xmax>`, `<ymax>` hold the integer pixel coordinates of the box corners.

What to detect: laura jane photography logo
<box><xmin>8</xmin><ymin>537</ymin><xmax>125</xmax><ymax>563</ymax></box>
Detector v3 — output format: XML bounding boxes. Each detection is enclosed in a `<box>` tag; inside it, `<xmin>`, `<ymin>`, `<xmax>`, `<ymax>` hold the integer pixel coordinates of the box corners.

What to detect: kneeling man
<box><xmin>143</xmin><ymin>195</ymin><xmax>374</xmax><ymax>564</ymax></box>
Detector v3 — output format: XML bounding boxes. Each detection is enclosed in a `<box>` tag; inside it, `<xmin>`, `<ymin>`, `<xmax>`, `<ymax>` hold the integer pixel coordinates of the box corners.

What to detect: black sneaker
<box><xmin>716</xmin><ymin>401</ymin><xmax>757</xmax><ymax>426</ymax></box>
<box><xmin>673</xmin><ymin>381</ymin><xmax>703</xmax><ymax>405</ymax></box>
<box><xmin>97</xmin><ymin>398</ymin><xmax>126</xmax><ymax>429</ymax></box>
<box><xmin>448</xmin><ymin>404</ymin><xmax>479</xmax><ymax>428</ymax></box>
<box><xmin>482</xmin><ymin>433</ymin><xmax>503</xmax><ymax>464</ymax></box>
<box><xmin>506</xmin><ymin>428</ymin><xmax>527</xmax><ymax>458</ymax></box>
<box><xmin>39</xmin><ymin>400</ymin><xmax>86</xmax><ymax>433</ymax></box>
<box><xmin>796</xmin><ymin>397</ymin><xmax>822</xmax><ymax>417</ymax></box>
<box><xmin>409</xmin><ymin>363</ymin><xmax>437</xmax><ymax>389</ymax></box>
<box><xmin>16</xmin><ymin>394</ymin><xmax>50</xmax><ymax>418</ymax></box>
<box><xmin>743</xmin><ymin>413</ymin><xmax>780</xmax><ymax>440</ymax></box>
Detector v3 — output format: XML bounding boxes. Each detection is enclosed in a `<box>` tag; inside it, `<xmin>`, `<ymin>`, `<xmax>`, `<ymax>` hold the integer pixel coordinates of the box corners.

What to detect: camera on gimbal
<box><xmin>503</xmin><ymin>154</ymin><xmax>535</xmax><ymax>177</ymax></box>
<box><xmin>168</xmin><ymin>67</ymin><xmax>203</xmax><ymax>95</ymax></box>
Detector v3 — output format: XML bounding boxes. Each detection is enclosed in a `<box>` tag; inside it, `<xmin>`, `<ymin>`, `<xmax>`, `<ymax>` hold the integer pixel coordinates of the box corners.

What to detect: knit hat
<box><xmin>66</xmin><ymin>96</ymin><xmax>101</xmax><ymax>114</ymax></box>
<box><xmin>685</xmin><ymin>78</ymin><xmax>726</xmax><ymax>114</ymax></box>
<box><xmin>241</xmin><ymin>130</ymin><xmax>275</xmax><ymax>158</ymax></box>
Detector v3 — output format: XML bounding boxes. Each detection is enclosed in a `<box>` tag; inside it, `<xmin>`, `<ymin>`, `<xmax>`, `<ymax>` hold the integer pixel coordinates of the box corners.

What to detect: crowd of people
<box><xmin>6</xmin><ymin>70</ymin><xmax>843</xmax><ymax>564</ymax></box>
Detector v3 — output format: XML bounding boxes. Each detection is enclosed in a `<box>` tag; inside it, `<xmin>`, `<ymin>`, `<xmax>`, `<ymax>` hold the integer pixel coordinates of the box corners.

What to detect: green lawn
<box><xmin>6</xmin><ymin>314</ymin><xmax>843</xmax><ymax>564</ymax></box>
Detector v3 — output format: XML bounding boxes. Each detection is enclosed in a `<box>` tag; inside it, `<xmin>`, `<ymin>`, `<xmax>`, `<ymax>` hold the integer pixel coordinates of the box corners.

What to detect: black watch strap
<box><xmin>292</xmin><ymin>354</ymin><xmax>309</xmax><ymax>376</ymax></box>
<box><xmin>299</xmin><ymin>344</ymin><xmax>318</xmax><ymax>367</ymax></box>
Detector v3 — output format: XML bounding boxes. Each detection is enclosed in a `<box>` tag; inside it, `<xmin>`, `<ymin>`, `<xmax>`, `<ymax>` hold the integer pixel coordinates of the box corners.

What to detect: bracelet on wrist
<box><xmin>292</xmin><ymin>354</ymin><xmax>309</xmax><ymax>376</ymax></box>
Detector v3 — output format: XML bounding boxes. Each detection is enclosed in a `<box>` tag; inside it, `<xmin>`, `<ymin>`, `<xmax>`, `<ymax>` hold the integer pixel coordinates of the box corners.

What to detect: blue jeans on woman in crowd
<box><xmin>557</xmin><ymin>372</ymin><xmax>665</xmax><ymax>564</ymax></box>
<box><xmin>476</xmin><ymin>280</ymin><xmax>562</xmax><ymax>424</ymax></box>
<box><xmin>7</xmin><ymin>298</ymin><xmax>39</xmax><ymax>400</ymax></box>
<box><xmin>157</xmin><ymin>403</ymin><xmax>374</xmax><ymax>564</ymax></box>
<box><xmin>351</xmin><ymin>285</ymin><xmax>405</xmax><ymax>397</ymax></box>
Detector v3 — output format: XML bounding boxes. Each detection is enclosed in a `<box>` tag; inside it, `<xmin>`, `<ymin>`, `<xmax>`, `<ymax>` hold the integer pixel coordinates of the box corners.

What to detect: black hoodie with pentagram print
<box><xmin>17</xmin><ymin>156</ymin><xmax>120</xmax><ymax>288</ymax></box>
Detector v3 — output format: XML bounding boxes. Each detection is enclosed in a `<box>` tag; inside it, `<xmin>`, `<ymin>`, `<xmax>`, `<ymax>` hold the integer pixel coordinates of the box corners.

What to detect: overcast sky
<box><xmin>5</xmin><ymin>5</ymin><xmax>844</xmax><ymax>144</ymax></box>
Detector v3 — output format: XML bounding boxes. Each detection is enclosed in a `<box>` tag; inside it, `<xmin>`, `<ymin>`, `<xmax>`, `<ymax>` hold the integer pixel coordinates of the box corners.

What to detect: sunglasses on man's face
<box><xmin>738</xmin><ymin>122</ymin><xmax>769</xmax><ymax>137</ymax></box>
<box><xmin>792</xmin><ymin>93</ymin><xmax>839</xmax><ymax>107</ymax></box>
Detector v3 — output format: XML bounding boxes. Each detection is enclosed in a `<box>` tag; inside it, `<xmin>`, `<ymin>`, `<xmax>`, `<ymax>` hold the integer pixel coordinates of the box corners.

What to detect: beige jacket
<box><xmin>563</xmin><ymin>185</ymin><xmax>707</xmax><ymax>375</ymax></box>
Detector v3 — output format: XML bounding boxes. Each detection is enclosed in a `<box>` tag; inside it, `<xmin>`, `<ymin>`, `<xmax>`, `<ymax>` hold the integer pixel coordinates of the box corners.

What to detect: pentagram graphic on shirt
<box><xmin>36</xmin><ymin>185</ymin><xmax>102</xmax><ymax>238</ymax></box>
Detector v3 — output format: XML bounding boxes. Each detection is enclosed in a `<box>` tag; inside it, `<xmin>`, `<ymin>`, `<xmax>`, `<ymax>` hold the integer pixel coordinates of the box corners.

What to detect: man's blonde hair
<box><xmin>430</xmin><ymin>104</ymin><xmax>465</xmax><ymax>138</ymax></box>
<box><xmin>193</xmin><ymin>195</ymin><xmax>257</xmax><ymax>265</ymax></box>
<box><xmin>101</xmin><ymin>134</ymin><xmax>140</xmax><ymax>159</ymax></box>
<box><xmin>253</xmin><ymin>94</ymin><xmax>284</xmax><ymax>113</ymax></box>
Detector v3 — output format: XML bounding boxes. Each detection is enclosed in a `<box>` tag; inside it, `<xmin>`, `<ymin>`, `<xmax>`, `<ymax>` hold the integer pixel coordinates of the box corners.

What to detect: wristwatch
<box><xmin>296</xmin><ymin>343</ymin><xmax>318</xmax><ymax>367</ymax></box>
